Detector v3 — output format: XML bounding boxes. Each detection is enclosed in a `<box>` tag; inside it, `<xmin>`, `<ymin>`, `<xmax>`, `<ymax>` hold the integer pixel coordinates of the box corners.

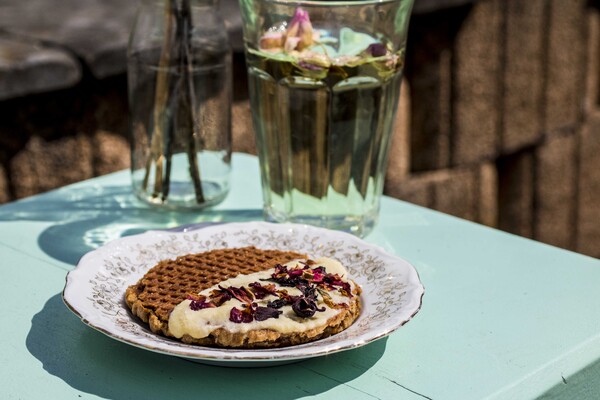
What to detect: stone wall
<box><xmin>385</xmin><ymin>0</ymin><xmax>600</xmax><ymax>258</ymax></box>
<box><xmin>0</xmin><ymin>0</ymin><xmax>598</xmax><ymax>258</ymax></box>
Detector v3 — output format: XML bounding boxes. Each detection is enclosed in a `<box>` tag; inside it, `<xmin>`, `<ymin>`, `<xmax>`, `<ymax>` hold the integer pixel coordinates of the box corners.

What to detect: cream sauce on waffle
<box><xmin>168</xmin><ymin>258</ymin><xmax>356</xmax><ymax>339</ymax></box>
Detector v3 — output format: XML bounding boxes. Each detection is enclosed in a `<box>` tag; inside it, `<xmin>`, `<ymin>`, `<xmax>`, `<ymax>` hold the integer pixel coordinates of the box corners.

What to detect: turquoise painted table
<box><xmin>1</xmin><ymin>153</ymin><xmax>599</xmax><ymax>399</ymax></box>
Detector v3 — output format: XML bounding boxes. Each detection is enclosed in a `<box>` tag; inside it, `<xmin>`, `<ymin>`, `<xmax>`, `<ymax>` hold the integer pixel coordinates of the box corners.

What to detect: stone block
<box><xmin>386</xmin><ymin>175</ymin><xmax>432</xmax><ymax>210</ymax></box>
<box><xmin>477</xmin><ymin>162</ymin><xmax>498</xmax><ymax>227</ymax></box>
<box><xmin>386</xmin><ymin>77</ymin><xmax>411</xmax><ymax>186</ymax></box>
<box><xmin>386</xmin><ymin>162</ymin><xmax>497</xmax><ymax>225</ymax></box>
<box><xmin>231</xmin><ymin>100</ymin><xmax>256</xmax><ymax>155</ymax></box>
<box><xmin>451</xmin><ymin>0</ymin><xmax>502</xmax><ymax>166</ymax></box>
<box><xmin>432</xmin><ymin>163</ymin><xmax>497</xmax><ymax>224</ymax></box>
<box><xmin>577</xmin><ymin>113</ymin><xmax>600</xmax><ymax>258</ymax></box>
<box><xmin>585</xmin><ymin>7</ymin><xmax>600</xmax><ymax>112</ymax></box>
<box><xmin>405</xmin><ymin>9</ymin><xmax>460</xmax><ymax>171</ymax></box>
<box><xmin>534</xmin><ymin>132</ymin><xmax>577</xmax><ymax>250</ymax></box>
<box><xmin>89</xmin><ymin>75</ymin><xmax>129</xmax><ymax>136</ymax></box>
<box><xmin>92</xmin><ymin>130</ymin><xmax>130</xmax><ymax>176</ymax></box>
<box><xmin>0</xmin><ymin>0</ymin><xmax>133</xmax><ymax>79</ymax></box>
<box><xmin>9</xmin><ymin>134</ymin><xmax>93</xmax><ymax>199</ymax></box>
<box><xmin>500</xmin><ymin>0</ymin><xmax>544</xmax><ymax>153</ymax></box>
<box><xmin>497</xmin><ymin>151</ymin><xmax>534</xmax><ymax>238</ymax></box>
<box><xmin>0</xmin><ymin>164</ymin><xmax>10</xmax><ymax>204</ymax></box>
<box><xmin>0</xmin><ymin>36</ymin><xmax>80</xmax><ymax>100</ymax></box>
<box><xmin>0</xmin><ymin>0</ymin><xmax>244</xmax><ymax>83</ymax></box>
<box><xmin>543</xmin><ymin>0</ymin><xmax>587</xmax><ymax>132</ymax></box>
<box><xmin>430</xmin><ymin>168</ymin><xmax>478</xmax><ymax>221</ymax></box>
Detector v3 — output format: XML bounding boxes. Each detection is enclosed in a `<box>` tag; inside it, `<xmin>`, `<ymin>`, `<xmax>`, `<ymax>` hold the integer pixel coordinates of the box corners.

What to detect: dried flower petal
<box><xmin>249</xmin><ymin>282</ymin><xmax>278</xmax><ymax>299</ymax></box>
<box><xmin>208</xmin><ymin>288</ymin><xmax>232</xmax><ymax>306</ymax></box>
<box><xmin>310</xmin><ymin>267</ymin><xmax>326</xmax><ymax>283</ymax></box>
<box><xmin>291</xmin><ymin>283</ymin><xmax>325</xmax><ymax>318</ymax></box>
<box><xmin>229</xmin><ymin>306</ymin><xmax>254</xmax><ymax>323</ymax></box>
<box><xmin>266</xmin><ymin>298</ymin><xmax>287</xmax><ymax>309</ymax></box>
<box><xmin>276</xmin><ymin>289</ymin><xmax>300</xmax><ymax>305</ymax></box>
<box><xmin>366</xmin><ymin>43</ymin><xmax>388</xmax><ymax>57</ymax></box>
<box><xmin>317</xmin><ymin>288</ymin><xmax>349</xmax><ymax>309</ymax></box>
<box><xmin>187</xmin><ymin>294</ymin><xmax>215</xmax><ymax>311</ymax></box>
<box><xmin>269</xmin><ymin>265</ymin><xmax>308</xmax><ymax>287</ymax></box>
<box><xmin>219</xmin><ymin>285</ymin><xmax>254</xmax><ymax>304</ymax></box>
<box><xmin>292</xmin><ymin>297</ymin><xmax>325</xmax><ymax>318</ymax></box>
<box><xmin>260</xmin><ymin>32</ymin><xmax>284</xmax><ymax>50</ymax></box>
<box><xmin>254</xmin><ymin>306</ymin><xmax>283</xmax><ymax>321</ymax></box>
<box><xmin>284</xmin><ymin>36</ymin><xmax>301</xmax><ymax>53</ymax></box>
<box><xmin>284</xmin><ymin>8</ymin><xmax>315</xmax><ymax>51</ymax></box>
<box><xmin>322</xmin><ymin>273</ymin><xmax>353</xmax><ymax>297</ymax></box>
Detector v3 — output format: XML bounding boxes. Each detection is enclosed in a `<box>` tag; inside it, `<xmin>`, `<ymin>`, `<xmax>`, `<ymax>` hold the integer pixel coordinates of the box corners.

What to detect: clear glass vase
<box><xmin>128</xmin><ymin>0</ymin><xmax>232</xmax><ymax>209</ymax></box>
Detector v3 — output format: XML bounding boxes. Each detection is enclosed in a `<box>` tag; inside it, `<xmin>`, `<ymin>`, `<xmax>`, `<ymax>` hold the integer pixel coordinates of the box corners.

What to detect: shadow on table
<box><xmin>28</xmin><ymin>294</ymin><xmax>387</xmax><ymax>399</ymax></box>
<box><xmin>0</xmin><ymin>185</ymin><xmax>262</xmax><ymax>266</ymax></box>
<box><xmin>535</xmin><ymin>358</ymin><xmax>600</xmax><ymax>399</ymax></box>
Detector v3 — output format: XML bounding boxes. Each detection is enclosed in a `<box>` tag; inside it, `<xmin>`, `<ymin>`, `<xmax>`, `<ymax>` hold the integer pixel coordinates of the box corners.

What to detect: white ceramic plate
<box><xmin>63</xmin><ymin>222</ymin><xmax>424</xmax><ymax>366</ymax></box>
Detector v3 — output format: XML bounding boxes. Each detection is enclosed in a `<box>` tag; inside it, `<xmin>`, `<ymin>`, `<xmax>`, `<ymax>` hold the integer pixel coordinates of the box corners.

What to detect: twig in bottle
<box><xmin>178</xmin><ymin>0</ymin><xmax>205</xmax><ymax>203</ymax></box>
<box><xmin>141</xmin><ymin>0</ymin><xmax>205</xmax><ymax>204</ymax></box>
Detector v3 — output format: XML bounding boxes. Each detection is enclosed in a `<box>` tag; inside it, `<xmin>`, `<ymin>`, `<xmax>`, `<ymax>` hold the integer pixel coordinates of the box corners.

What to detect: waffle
<box><xmin>125</xmin><ymin>246</ymin><xmax>306</xmax><ymax>337</ymax></box>
<box><xmin>125</xmin><ymin>246</ymin><xmax>361</xmax><ymax>348</ymax></box>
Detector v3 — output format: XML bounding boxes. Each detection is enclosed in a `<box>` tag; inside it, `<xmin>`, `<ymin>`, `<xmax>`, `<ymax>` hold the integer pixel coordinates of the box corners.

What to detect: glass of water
<box><xmin>239</xmin><ymin>0</ymin><xmax>414</xmax><ymax>236</ymax></box>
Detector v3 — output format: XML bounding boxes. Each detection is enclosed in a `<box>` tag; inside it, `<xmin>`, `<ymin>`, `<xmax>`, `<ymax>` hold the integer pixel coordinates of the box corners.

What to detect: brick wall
<box><xmin>0</xmin><ymin>74</ymin><xmax>131</xmax><ymax>199</ymax></box>
<box><xmin>384</xmin><ymin>0</ymin><xmax>600</xmax><ymax>258</ymax></box>
<box><xmin>0</xmin><ymin>0</ymin><xmax>598</xmax><ymax>258</ymax></box>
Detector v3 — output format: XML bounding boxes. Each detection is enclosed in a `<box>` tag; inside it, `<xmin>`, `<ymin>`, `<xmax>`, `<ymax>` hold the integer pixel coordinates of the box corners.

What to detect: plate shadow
<box><xmin>28</xmin><ymin>293</ymin><xmax>387</xmax><ymax>399</ymax></box>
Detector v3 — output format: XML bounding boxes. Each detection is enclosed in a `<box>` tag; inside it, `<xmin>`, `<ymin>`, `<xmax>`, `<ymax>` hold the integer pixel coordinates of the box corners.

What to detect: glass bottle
<box><xmin>128</xmin><ymin>0</ymin><xmax>232</xmax><ymax>209</ymax></box>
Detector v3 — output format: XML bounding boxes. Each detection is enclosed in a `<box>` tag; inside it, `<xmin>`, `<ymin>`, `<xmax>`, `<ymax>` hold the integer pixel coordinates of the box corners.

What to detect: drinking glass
<box><xmin>239</xmin><ymin>0</ymin><xmax>414</xmax><ymax>236</ymax></box>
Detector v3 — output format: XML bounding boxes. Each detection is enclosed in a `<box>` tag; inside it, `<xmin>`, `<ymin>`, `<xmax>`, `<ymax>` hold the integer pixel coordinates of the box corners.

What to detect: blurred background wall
<box><xmin>0</xmin><ymin>0</ymin><xmax>598</xmax><ymax>258</ymax></box>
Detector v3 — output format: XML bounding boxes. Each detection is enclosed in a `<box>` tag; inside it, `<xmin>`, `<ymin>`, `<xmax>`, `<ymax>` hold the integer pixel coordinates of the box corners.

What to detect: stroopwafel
<box><xmin>125</xmin><ymin>246</ymin><xmax>361</xmax><ymax>348</ymax></box>
<box><xmin>125</xmin><ymin>246</ymin><xmax>306</xmax><ymax>337</ymax></box>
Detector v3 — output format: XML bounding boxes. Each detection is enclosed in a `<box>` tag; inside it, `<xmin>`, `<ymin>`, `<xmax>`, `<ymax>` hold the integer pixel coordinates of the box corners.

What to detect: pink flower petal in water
<box><xmin>259</xmin><ymin>32</ymin><xmax>284</xmax><ymax>50</ymax></box>
<box><xmin>284</xmin><ymin>8</ymin><xmax>314</xmax><ymax>51</ymax></box>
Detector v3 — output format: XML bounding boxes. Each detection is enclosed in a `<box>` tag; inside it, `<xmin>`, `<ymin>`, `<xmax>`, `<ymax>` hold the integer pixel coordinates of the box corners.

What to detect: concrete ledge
<box><xmin>0</xmin><ymin>0</ymin><xmax>243</xmax><ymax>97</ymax></box>
<box><xmin>0</xmin><ymin>36</ymin><xmax>80</xmax><ymax>100</ymax></box>
<box><xmin>0</xmin><ymin>0</ymin><xmax>479</xmax><ymax>101</ymax></box>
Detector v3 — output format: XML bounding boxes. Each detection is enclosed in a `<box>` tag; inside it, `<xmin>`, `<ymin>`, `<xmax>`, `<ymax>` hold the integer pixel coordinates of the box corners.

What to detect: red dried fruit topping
<box><xmin>291</xmin><ymin>284</ymin><xmax>326</xmax><ymax>318</ymax></box>
<box><xmin>310</xmin><ymin>267</ymin><xmax>326</xmax><ymax>283</ymax></box>
<box><xmin>207</xmin><ymin>288</ymin><xmax>232</xmax><ymax>306</ymax></box>
<box><xmin>266</xmin><ymin>298</ymin><xmax>287</xmax><ymax>309</ymax></box>
<box><xmin>229</xmin><ymin>306</ymin><xmax>254</xmax><ymax>323</ymax></box>
<box><xmin>219</xmin><ymin>285</ymin><xmax>254</xmax><ymax>304</ymax></box>
<box><xmin>189</xmin><ymin>259</ymin><xmax>353</xmax><ymax>322</ymax></box>
<box><xmin>276</xmin><ymin>289</ymin><xmax>300</xmax><ymax>305</ymax></box>
<box><xmin>318</xmin><ymin>288</ymin><xmax>349</xmax><ymax>310</ymax></box>
<box><xmin>269</xmin><ymin>262</ymin><xmax>353</xmax><ymax>298</ymax></box>
<box><xmin>254</xmin><ymin>306</ymin><xmax>283</xmax><ymax>321</ymax></box>
<box><xmin>248</xmin><ymin>282</ymin><xmax>278</xmax><ymax>299</ymax></box>
<box><xmin>187</xmin><ymin>294</ymin><xmax>216</xmax><ymax>311</ymax></box>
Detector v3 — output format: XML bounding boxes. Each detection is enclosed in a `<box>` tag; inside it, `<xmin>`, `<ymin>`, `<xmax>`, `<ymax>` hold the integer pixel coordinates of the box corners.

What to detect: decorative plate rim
<box><xmin>63</xmin><ymin>221</ymin><xmax>424</xmax><ymax>363</ymax></box>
